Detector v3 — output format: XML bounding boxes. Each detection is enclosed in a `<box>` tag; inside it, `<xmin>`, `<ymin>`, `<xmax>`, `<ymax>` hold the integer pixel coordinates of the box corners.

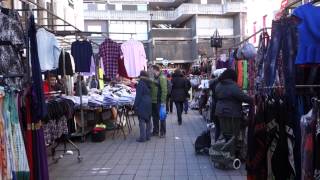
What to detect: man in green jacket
<box><xmin>151</xmin><ymin>65</ymin><xmax>167</xmax><ymax>138</ymax></box>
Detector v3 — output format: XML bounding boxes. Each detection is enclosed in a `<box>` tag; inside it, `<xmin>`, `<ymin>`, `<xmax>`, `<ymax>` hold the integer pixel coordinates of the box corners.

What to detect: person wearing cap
<box><xmin>134</xmin><ymin>70</ymin><xmax>152</xmax><ymax>142</ymax></box>
<box><xmin>150</xmin><ymin>65</ymin><xmax>167</xmax><ymax>138</ymax></box>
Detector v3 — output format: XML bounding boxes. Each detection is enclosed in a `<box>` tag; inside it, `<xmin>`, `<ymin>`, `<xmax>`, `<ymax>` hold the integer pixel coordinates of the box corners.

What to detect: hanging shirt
<box><xmin>99</xmin><ymin>38</ymin><xmax>121</xmax><ymax>79</ymax></box>
<box><xmin>80</xmin><ymin>56</ymin><xmax>96</xmax><ymax>76</ymax></box>
<box><xmin>118</xmin><ymin>58</ymin><xmax>129</xmax><ymax>78</ymax></box>
<box><xmin>121</xmin><ymin>40</ymin><xmax>147</xmax><ymax>78</ymax></box>
<box><xmin>36</xmin><ymin>28</ymin><xmax>61</xmax><ymax>71</ymax></box>
<box><xmin>293</xmin><ymin>3</ymin><xmax>320</xmax><ymax>64</ymax></box>
<box><xmin>58</xmin><ymin>51</ymin><xmax>74</xmax><ymax>76</ymax></box>
<box><xmin>71</xmin><ymin>40</ymin><xmax>93</xmax><ymax>72</ymax></box>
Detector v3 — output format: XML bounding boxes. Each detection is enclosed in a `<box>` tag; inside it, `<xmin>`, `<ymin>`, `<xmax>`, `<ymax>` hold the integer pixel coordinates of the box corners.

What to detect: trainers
<box><xmin>160</xmin><ymin>133</ymin><xmax>166</xmax><ymax>138</ymax></box>
<box><xmin>152</xmin><ymin>132</ymin><xmax>159</xmax><ymax>136</ymax></box>
<box><xmin>178</xmin><ymin>121</ymin><xmax>182</xmax><ymax>125</ymax></box>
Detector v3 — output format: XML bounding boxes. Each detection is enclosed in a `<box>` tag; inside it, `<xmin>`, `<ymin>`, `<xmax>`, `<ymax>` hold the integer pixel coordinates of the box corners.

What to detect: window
<box><xmin>115</xmin><ymin>4</ymin><xmax>122</xmax><ymax>11</ymax></box>
<box><xmin>201</xmin><ymin>0</ymin><xmax>207</xmax><ymax>4</ymax></box>
<box><xmin>88</xmin><ymin>25</ymin><xmax>102</xmax><ymax>32</ymax></box>
<box><xmin>97</xmin><ymin>4</ymin><xmax>105</xmax><ymax>11</ymax></box>
<box><xmin>83</xmin><ymin>3</ymin><xmax>88</xmax><ymax>10</ymax></box>
<box><xmin>109</xmin><ymin>21</ymin><xmax>148</xmax><ymax>41</ymax></box>
<box><xmin>137</xmin><ymin>4</ymin><xmax>147</xmax><ymax>11</ymax></box>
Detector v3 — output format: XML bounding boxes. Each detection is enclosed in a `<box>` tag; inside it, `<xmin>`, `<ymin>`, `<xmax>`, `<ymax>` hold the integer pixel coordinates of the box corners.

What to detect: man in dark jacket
<box><xmin>151</xmin><ymin>65</ymin><xmax>167</xmax><ymax>137</ymax></box>
<box><xmin>134</xmin><ymin>71</ymin><xmax>152</xmax><ymax>142</ymax></box>
<box><xmin>215</xmin><ymin>69</ymin><xmax>253</xmax><ymax>141</ymax></box>
<box><xmin>171</xmin><ymin>69</ymin><xmax>190</xmax><ymax>125</ymax></box>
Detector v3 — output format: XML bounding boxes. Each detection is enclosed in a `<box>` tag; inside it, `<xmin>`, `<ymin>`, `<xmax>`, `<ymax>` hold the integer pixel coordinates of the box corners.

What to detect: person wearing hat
<box><xmin>134</xmin><ymin>70</ymin><xmax>152</xmax><ymax>142</ymax></box>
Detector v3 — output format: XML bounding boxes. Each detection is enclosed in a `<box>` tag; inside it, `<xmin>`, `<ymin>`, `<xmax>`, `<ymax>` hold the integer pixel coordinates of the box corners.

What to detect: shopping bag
<box><xmin>159</xmin><ymin>104</ymin><xmax>167</xmax><ymax>121</ymax></box>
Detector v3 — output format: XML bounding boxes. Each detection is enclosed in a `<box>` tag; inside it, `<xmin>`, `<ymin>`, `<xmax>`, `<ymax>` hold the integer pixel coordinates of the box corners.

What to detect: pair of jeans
<box><xmin>138</xmin><ymin>116</ymin><xmax>151</xmax><ymax>141</ymax></box>
<box><xmin>175</xmin><ymin>101</ymin><xmax>184</xmax><ymax>124</ymax></box>
<box><xmin>166</xmin><ymin>95</ymin><xmax>173</xmax><ymax>113</ymax></box>
<box><xmin>255</xmin><ymin>32</ymin><xmax>270</xmax><ymax>90</ymax></box>
<box><xmin>152</xmin><ymin>103</ymin><xmax>166</xmax><ymax>135</ymax></box>
<box><xmin>264</xmin><ymin>19</ymin><xmax>297</xmax><ymax>92</ymax></box>
<box><xmin>183</xmin><ymin>100</ymin><xmax>189</xmax><ymax>113</ymax></box>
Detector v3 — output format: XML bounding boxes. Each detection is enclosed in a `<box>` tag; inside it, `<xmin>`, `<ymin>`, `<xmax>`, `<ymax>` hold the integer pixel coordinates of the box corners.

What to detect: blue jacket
<box><xmin>134</xmin><ymin>77</ymin><xmax>152</xmax><ymax>120</ymax></box>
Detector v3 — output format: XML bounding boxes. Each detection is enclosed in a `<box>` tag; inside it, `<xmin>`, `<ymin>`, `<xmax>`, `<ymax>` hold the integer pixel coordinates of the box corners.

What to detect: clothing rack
<box><xmin>44</xmin><ymin>91</ymin><xmax>82</xmax><ymax>163</ymax></box>
<box><xmin>15</xmin><ymin>0</ymin><xmax>100</xmax><ymax>48</ymax></box>
<box><xmin>232</xmin><ymin>27</ymin><xmax>271</xmax><ymax>48</ymax></box>
<box><xmin>261</xmin><ymin>85</ymin><xmax>320</xmax><ymax>89</ymax></box>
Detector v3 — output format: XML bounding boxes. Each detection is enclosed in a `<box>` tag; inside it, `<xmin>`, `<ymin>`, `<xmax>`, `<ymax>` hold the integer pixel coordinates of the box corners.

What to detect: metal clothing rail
<box><xmin>16</xmin><ymin>0</ymin><xmax>100</xmax><ymax>47</ymax></box>
<box><xmin>232</xmin><ymin>27</ymin><xmax>271</xmax><ymax>48</ymax></box>
<box><xmin>261</xmin><ymin>85</ymin><xmax>320</xmax><ymax>89</ymax></box>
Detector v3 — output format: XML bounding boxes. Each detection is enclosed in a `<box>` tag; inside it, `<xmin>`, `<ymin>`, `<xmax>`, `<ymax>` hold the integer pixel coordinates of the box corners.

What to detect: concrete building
<box><xmin>83</xmin><ymin>0</ymin><xmax>247</xmax><ymax>65</ymax></box>
<box><xmin>2</xmin><ymin>0</ymin><xmax>84</xmax><ymax>31</ymax></box>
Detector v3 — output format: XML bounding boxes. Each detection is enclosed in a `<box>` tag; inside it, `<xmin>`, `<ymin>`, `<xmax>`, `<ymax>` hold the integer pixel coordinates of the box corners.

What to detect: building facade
<box><xmin>2</xmin><ymin>0</ymin><xmax>84</xmax><ymax>31</ymax></box>
<box><xmin>84</xmin><ymin>0</ymin><xmax>247</xmax><ymax>64</ymax></box>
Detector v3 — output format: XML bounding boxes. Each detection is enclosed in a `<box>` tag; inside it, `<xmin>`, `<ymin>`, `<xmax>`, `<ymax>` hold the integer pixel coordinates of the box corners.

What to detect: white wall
<box><xmin>245</xmin><ymin>0</ymin><xmax>282</xmax><ymax>45</ymax></box>
<box><xmin>55</xmin><ymin>0</ymin><xmax>84</xmax><ymax>31</ymax></box>
<box><xmin>196</xmin><ymin>16</ymin><xmax>234</xmax><ymax>37</ymax></box>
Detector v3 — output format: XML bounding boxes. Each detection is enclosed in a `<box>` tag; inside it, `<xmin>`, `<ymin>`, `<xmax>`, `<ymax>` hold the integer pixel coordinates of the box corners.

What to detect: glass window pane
<box><xmin>97</xmin><ymin>4</ymin><xmax>105</xmax><ymax>11</ymax></box>
<box><xmin>115</xmin><ymin>4</ymin><xmax>122</xmax><ymax>11</ymax></box>
<box><xmin>137</xmin><ymin>4</ymin><xmax>147</xmax><ymax>11</ymax></box>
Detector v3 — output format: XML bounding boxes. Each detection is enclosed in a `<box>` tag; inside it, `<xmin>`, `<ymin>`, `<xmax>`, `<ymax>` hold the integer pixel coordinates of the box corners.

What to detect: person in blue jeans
<box><xmin>134</xmin><ymin>71</ymin><xmax>152</xmax><ymax>142</ymax></box>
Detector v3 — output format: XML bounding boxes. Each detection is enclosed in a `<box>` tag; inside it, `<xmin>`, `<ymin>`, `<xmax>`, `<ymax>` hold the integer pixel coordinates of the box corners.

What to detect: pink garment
<box><xmin>121</xmin><ymin>40</ymin><xmax>147</xmax><ymax>78</ymax></box>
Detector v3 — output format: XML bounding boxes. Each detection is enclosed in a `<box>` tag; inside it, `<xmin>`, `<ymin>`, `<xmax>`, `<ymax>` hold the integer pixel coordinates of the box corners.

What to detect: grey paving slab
<box><xmin>49</xmin><ymin>110</ymin><xmax>246</xmax><ymax>180</ymax></box>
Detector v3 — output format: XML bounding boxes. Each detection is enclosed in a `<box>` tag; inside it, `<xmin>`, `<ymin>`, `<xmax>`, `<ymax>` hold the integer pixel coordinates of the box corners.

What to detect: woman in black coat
<box><xmin>215</xmin><ymin>69</ymin><xmax>252</xmax><ymax>140</ymax></box>
<box><xmin>171</xmin><ymin>69</ymin><xmax>190</xmax><ymax>125</ymax></box>
<box><xmin>134</xmin><ymin>71</ymin><xmax>152</xmax><ymax>142</ymax></box>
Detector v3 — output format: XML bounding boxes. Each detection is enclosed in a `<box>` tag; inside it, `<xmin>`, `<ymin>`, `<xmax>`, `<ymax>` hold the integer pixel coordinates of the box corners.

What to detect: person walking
<box><xmin>166</xmin><ymin>74</ymin><xmax>173</xmax><ymax>114</ymax></box>
<box><xmin>183</xmin><ymin>76</ymin><xmax>191</xmax><ymax>114</ymax></box>
<box><xmin>151</xmin><ymin>65</ymin><xmax>167</xmax><ymax>138</ymax></box>
<box><xmin>134</xmin><ymin>71</ymin><xmax>152</xmax><ymax>142</ymax></box>
<box><xmin>171</xmin><ymin>69</ymin><xmax>190</xmax><ymax>125</ymax></box>
<box><xmin>215</xmin><ymin>69</ymin><xmax>252</xmax><ymax>142</ymax></box>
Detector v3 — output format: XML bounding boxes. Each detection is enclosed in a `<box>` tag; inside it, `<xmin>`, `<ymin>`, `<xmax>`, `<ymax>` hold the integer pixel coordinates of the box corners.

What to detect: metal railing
<box><xmin>84</xmin><ymin>2</ymin><xmax>247</xmax><ymax>21</ymax></box>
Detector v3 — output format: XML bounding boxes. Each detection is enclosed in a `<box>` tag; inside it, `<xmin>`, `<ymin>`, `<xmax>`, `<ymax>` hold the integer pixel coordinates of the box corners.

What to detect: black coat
<box><xmin>215</xmin><ymin>79</ymin><xmax>252</xmax><ymax>118</ymax></box>
<box><xmin>171</xmin><ymin>75</ymin><xmax>190</xmax><ymax>102</ymax></box>
<box><xmin>134</xmin><ymin>78</ymin><xmax>152</xmax><ymax>120</ymax></box>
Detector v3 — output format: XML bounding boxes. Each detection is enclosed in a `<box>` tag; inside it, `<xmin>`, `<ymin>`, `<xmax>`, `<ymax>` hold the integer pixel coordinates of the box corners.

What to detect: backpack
<box><xmin>195</xmin><ymin>130</ymin><xmax>211</xmax><ymax>155</ymax></box>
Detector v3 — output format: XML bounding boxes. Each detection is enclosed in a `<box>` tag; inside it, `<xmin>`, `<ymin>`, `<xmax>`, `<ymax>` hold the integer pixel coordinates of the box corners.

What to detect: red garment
<box><xmin>237</xmin><ymin>61</ymin><xmax>243</xmax><ymax>88</ymax></box>
<box><xmin>43</xmin><ymin>81</ymin><xmax>49</xmax><ymax>94</ymax></box>
<box><xmin>25</xmin><ymin>95</ymin><xmax>34</xmax><ymax>180</ymax></box>
<box><xmin>118</xmin><ymin>58</ymin><xmax>129</xmax><ymax>78</ymax></box>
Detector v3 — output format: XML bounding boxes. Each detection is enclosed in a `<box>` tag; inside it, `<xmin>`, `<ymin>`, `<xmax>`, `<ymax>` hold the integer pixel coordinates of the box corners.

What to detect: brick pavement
<box><xmin>49</xmin><ymin>110</ymin><xmax>246</xmax><ymax>180</ymax></box>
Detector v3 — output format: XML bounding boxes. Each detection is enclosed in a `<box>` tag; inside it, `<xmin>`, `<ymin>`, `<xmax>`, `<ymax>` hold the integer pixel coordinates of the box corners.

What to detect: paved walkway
<box><xmin>49</xmin><ymin>110</ymin><xmax>246</xmax><ymax>180</ymax></box>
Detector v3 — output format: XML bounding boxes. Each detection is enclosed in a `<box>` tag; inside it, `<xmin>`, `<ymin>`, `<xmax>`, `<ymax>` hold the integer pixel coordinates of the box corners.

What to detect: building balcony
<box><xmin>84</xmin><ymin>2</ymin><xmax>247</xmax><ymax>22</ymax></box>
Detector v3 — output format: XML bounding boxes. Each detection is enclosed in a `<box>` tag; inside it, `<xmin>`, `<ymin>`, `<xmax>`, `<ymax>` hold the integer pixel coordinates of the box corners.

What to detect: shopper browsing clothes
<box><xmin>171</xmin><ymin>69</ymin><xmax>191</xmax><ymax>125</ymax></box>
<box><xmin>134</xmin><ymin>71</ymin><xmax>152</xmax><ymax>142</ymax></box>
<box><xmin>151</xmin><ymin>65</ymin><xmax>167</xmax><ymax>138</ymax></box>
<box><xmin>214</xmin><ymin>69</ymin><xmax>252</xmax><ymax>141</ymax></box>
